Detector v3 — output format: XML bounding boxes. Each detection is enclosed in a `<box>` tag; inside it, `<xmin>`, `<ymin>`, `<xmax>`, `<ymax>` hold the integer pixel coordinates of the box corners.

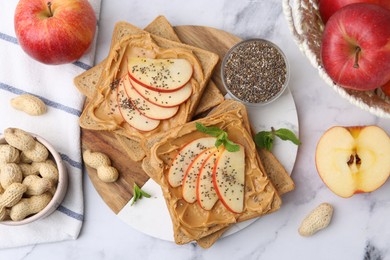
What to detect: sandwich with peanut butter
<box><xmin>79</xmin><ymin>22</ymin><xmax>219</xmax><ymax>149</ymax></box>
<box><xmin>142</xmin><ymin>100</ymin><xmax>288</xmax><ymax>246</ymax></box>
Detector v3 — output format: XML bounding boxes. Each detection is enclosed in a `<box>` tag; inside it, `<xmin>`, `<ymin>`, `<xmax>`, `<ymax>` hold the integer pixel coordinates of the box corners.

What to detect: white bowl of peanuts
<box><xmin>0</xmin><ymin>128</ymin><xmax>68</xmax><ymax>225</ymax></box>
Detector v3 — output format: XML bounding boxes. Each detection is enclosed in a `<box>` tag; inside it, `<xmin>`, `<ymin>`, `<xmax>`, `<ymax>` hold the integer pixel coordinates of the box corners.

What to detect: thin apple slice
<box><xmin>316</xmin><ymin>126</ymin><xmax>390</xmax><ymax>198</ymax></box>
<box><xmin>213</xmin><ymin>145</ymin><xmax>245</xmax><ymax>213</ymax></box>
<box><xmin>129</xmin><ymin>77</ymin><xmax>192</xmax><ymax>108</ymax></box>
<box><xmin>122</xmin><ymin>75</ymin><xmax>179</xmax><ymax>120</ymax></box>
<box><xmin>108</xmin><ymin>84</ymin><xmax>124</xmax><ymax>122</ymax></box>
<box><xmin>168</xmin><ymin>137</ymin><xmax>217</xmax><ymax>188</ymax></box>
<box><xmin>182</xmin><ymin>148</ymin><xmax>217</xmax><ymax>203</ymax></box>
<box><xmin>128</xmin><ymin>57</ymin><xmax>193</xmax><ymax>92</ymax></box>
<box><xmin>197</xmin><ymin>148</ymin><xmax>225</xmax><ymax>210</ymax></box>
<box><xmin>116</xmin><ymin>79</ymin><xmax>160</xmax><ymax>132</ymax></box>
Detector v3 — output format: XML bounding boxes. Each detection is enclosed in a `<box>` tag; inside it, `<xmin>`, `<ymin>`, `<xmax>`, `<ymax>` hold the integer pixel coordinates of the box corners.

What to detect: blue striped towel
<box><xmin>0</xmin><ymin>0</ymin><xmax>101</xmax><ymax>248</ymax></box>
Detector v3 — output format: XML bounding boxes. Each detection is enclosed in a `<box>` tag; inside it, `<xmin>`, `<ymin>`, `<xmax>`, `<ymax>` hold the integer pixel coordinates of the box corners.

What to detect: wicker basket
<box><xmin>282</xmin><ymin>0</ymin><xmax>390</xmax><ymax>118</ymax></box>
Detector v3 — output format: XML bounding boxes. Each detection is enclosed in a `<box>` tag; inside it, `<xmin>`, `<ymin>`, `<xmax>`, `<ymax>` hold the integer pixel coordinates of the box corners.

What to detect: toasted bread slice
<box><xmin>208</xmin><ymin>100</ymin><xmax>295</xmax><ymax>196</ymax></box>
<box><xmin>79</xmin><ymin>22</ymin><xmax>219</xmax><ymax>145</ymax></box>
<box><xmin>75</xmin><ymin>17</ymin><xmax>224</xmax><ymax>162</ymax></box>
<box><xmin>142</xmin><ymin>100</ymin><xmax>282</xmax><ymax>244</ymax></box>
<box><xmin>74</xmin><ymin>17</ymin><xmax>224</xmax><ymax>116</ymax></box>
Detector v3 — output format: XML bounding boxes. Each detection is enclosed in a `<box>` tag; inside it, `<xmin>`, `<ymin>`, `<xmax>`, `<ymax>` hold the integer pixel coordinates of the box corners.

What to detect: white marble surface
<box><xmin>2</xmin><ymin>0</ymin><xmax>390</xmax><ymax>259</ymax></box>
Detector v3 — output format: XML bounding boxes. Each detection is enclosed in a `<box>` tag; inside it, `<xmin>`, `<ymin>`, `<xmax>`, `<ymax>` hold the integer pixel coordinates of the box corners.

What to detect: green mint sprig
<box><xmin>195</xmin><ymin>122</ymin><xmax>240</xmax><ymax>152</ymax></box>
<box><xmin>131</xmin><ymin>183</ymin><xmax>151</xmax><ymax>206</ymax></box>
<box><xmin>254</xmin><ymin>127</ymin><xmax>301</xmax><ymax>151</ymax></box>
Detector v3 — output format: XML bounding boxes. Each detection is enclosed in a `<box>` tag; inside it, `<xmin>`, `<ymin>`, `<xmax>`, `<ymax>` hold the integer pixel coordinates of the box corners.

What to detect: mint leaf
<box><xmin>215</xmin><ymin>139</ymin><xmax>224</xmax><ymax>148</ymax></box>
<box><xmin>224</xmin><ymin>139</ymin><xmax>240</xmax><ymax>152</ymax></box>
<box><xmin>196</xmin><ymin>123</ymin><xmax>240</xmax><ymax>152</ymax></box>
<box><xmin>254</xmin><ymin>127</ymin><xmax>300</xmax><ymax>151</ymax></box>
<box><xmin>254</xmin><ymin>131</ymin><xmax>274</xmax><ymax>151</ymax></box>
<box><xmin>275</xmin><ymin>128</ymin><xmax>301</xmax><ymax>145</ymax></box>
<box><xmin>131</xmin><ymin>183</ymin><xmax>151</xmax><ymax>206</ymax></box>
<box><xmin>196</xmin><ymin>122</ymin><xmax>223</xmax><ymax>137</ymax></box>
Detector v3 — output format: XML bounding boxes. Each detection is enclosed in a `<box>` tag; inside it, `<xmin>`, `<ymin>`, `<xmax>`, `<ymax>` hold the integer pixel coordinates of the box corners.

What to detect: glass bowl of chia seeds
<box><xmin>221</xmin><ymin>38</ymin><xmax>289</xmax><ymax>106</ymax></box>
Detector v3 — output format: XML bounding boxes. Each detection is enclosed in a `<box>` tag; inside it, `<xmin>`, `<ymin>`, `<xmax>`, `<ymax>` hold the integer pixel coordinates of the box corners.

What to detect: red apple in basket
<box><xmin>319</xmin><ymin>0</ymin><xmax>390</xmax><ymax>23</ymax></box>
<box><xmin>14</xmin><ymin>0</ymin><xmax>96</xmax><ymax>65</ymax></box>
<box><xmin>321</xmin><ymin>3</ymin><xmax>390</xmax><ymax>91</ymax></box>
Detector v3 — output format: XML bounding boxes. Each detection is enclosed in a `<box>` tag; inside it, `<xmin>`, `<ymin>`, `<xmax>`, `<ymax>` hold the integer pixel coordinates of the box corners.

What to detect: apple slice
<box><xmin>316</xmin><ymin>126</ymin><xmax>390</xmax><ymax>198</ymax></box>
<box><xmin>168</xmin><ymin>137</ymin><xmax>217</xmax><ymax>188</ymax></box>
<box><xmin>196</xmin><ymin>148</ymin><xmax>225</xmax><ymax>210</ymax></box>
<box><xmin>129</xmin><ymin>77</ymin><xmax>192</xmax><ymax>108</ymax></box>
<box><xmin>122</xmin><ymin>75</ymin><xmax>179</xmax><ymax>120</ymax></box>
<box><xmin>182</xmin><ymin>148</ymin><xmax>217</xmax><ymax>203</ymax></box>
<box><xmin>116</xmin><ymin>79</ymin><xmax>160</xmax><ymax>131</ymax></box>
<box><xmin>128</xmin><ymin>57</ymin><xmax>193</xmax><ymax>92</ymax></box>
<box><xmin>213</xmin><ymin>145</ymin><xmax>245</xmax><ymax>213</ymax></box>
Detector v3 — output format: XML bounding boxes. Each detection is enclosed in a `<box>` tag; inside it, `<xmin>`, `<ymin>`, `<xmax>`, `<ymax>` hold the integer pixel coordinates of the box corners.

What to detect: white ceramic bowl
<box><xmin>221</xmin><ymin>38</ymin><xmax>290</xmax><ymax>106</ymax></box>
<box><xmin>0</xmin><ymin>133</ymin><xmax>68</xmax><ymax>226</ymax></box>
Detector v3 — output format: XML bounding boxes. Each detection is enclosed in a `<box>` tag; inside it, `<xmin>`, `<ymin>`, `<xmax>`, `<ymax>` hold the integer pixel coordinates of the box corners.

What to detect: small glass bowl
<box><xmin>0</xmin><ymin>133</ymin><xmax>68</xmax><ymax>226</ymax></box>
<box><xmin>221</xmin><ymin>38</ymin><xmax>290</xmax><ymax>106</ymax></box>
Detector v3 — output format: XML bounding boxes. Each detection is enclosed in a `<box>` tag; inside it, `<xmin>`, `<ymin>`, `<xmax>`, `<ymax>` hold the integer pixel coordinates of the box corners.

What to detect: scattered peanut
<box><xmin>10</xmin><ymin>94</ymin><xmax>47</xmax><ymax>116</ymax></box>
<box><xmin>298</xmin><ymin>203</ymin><xmax>334</xmax><ymax>237</ymax></box>
<box><xmin>22</xmin><ymin>141</ymin><xmax>49</xmax><ymax>162</ymax></box>
<box><xmin>10</xmin><ymin>192</ymin><xmax>52</xmax><ymax>221</ymax></box>
<box><xmin>22</xmin><ymin>175</ymin><xmax>52</xmax><ymax>196</ymax></box>
<box><xmin>0</xmin><ymin>163</ymin><xmax>23</xmax><ymax>189</ymax></box>
<box><xmin>0</xmin><ymin>144</ymin><xmax>20</xmax><ymax>164</ymax></box>
<box><xmin>83</xmin><ymin>150</ymin><xmax>111</xmax><ymax>168</ymax></box>
<box><xmin>83</xmin><ymin>149</ymin><xmax>119</xmax><ymax>183</ymax></box>
<box><xmin>97</xmin><ymin>166</ymin><xmax>119</xmax><ymax>183</ymax></box>
<box><xmin>4</xmin><ymin>128</ymin><xmax>36</xmax><ymax>151</ymax></box>
<box><xmin>0</xmin><ymin>183</ymin><xmax>27</xmax><ymax>209</ymax></box>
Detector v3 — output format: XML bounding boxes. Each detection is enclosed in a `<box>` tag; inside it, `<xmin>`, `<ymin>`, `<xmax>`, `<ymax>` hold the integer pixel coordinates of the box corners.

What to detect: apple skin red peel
<box><xmin>320</xmin><ymin>3</ymin><xmax>390</xmax><ymax>90</ymax></box>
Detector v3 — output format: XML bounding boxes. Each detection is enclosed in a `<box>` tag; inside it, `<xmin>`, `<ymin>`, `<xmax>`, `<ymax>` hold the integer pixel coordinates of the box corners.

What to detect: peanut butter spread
<box><xmin>142</xmin><ymin>102</ymin><xmax>281</xmax><ymax>242</ymax></box>
<box><xmin>80</xmin><ymin>34</ymin><xmax>205</xmax><ymax>142</ymax></box>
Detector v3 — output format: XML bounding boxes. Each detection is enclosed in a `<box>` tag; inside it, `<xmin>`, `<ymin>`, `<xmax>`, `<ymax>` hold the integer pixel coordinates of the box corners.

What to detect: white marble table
<box><xmin>1</xmin><ymin>0</ymin><xmax>390</xmax><ymax>259</ymax></box>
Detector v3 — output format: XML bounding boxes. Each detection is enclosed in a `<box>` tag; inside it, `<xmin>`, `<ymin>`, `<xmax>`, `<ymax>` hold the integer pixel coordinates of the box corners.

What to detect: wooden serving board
<box><xmin>81</xmin><ymin>26</ymin><xmax>240</xmax><ymax>214</ymax></box>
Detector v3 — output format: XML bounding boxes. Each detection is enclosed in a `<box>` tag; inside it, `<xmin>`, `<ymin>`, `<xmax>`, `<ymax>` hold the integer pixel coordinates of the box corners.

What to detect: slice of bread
<box><xmin>208</xmin><ymin>99</ymin><xmax>295</xmax><ymax>196</ymax></box>
<box><xmin>75</xmin><ymin>17</ymin><xmax>224</xmax><ymax>162</ymax></box>
<box><xmin>74</xmin><ymin>16</ymin><xmax>224</xmax><ymax>116</ymax></box>
<box><xmin>79</xmin><ymin>22</ymin><xmax>220</xmax><ymax>146</ymax></box>
<box><xmin>142</xmin><ymin>100</ymin><xmax>283</xmax><ymax>244</ymax></box>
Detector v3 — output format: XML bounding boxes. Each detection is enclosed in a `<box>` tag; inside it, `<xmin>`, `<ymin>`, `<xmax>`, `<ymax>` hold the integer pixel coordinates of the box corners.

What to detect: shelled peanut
<box><xmin>83</xmin><ymin>149</ymin><xmax>119</xmax><ymax>183</ymax></box>
<box><xmin>0</xmin><ymin>128</ymin><xmax>58</xmax><ymax>221</ymax></box>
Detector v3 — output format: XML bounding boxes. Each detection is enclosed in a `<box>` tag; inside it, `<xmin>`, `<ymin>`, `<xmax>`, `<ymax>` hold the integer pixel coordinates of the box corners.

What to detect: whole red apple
<box><xmin>14</xmin><ymin>0</ymin><xmax>96</xmax><ymax>65</ymax></box>
<box><xmin>321</xmin><ymin>3</ymin><xmax>390</xmax><ymax>91</ymax></box>
<box><xmin>319</xmin><ymin>0</ymin><xmax>390</xmax><ymax>23</ymax></box>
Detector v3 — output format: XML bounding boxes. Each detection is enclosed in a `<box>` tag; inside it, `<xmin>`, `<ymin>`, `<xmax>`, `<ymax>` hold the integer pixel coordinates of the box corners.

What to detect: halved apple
<box><xmin>196</xmin><ymin>148</ymin><xmax>225</xmax><ymax>210</ymax></box>
<box><xmin>213</xmin><ymin>145</ymin><xmax>245</xmax><ymax>213</ymax></box>
<box><xmin>129</xmin><ymin>77</ymin><xmax>192</xmax><ymax>108</ymax></box>
<box><xmin>116</xmin><ymin>79</ymin><xmax>160</xmax><ymax>132</ymax></box>
<box><xmin>315</xmin><ymin>126</ymin><xmax>390</xmax><ymax>198</ymax></box>
<box><xmin>128</xmin><ymin>57</ymin><xmax>193</xmax><ymax>92</ymax></box>
<box><xmin>122</xmin><ymin>75</ymin><xmax>179</xmax><ymax>120</ymax></box>
<box><xmin>182</xmin><ymin>148</ymin><xmax>217</xmax><ymax>203</ymax></box>
<box><xmin>167</xmin><ymin>137</ymin><xmax>217</xmax><ymax>187</ymax></box>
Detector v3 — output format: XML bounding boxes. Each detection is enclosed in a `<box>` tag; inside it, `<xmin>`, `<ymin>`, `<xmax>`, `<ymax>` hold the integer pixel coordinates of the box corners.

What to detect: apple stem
<box><xmin>47</xmin><ymin>2</ymin><xmax>53</xmax><ymax>17</ymax></box>
<box><xmin>353</xmin><ymin>47</ymin><xmax>361</xmax><ymax>69</ymax></box>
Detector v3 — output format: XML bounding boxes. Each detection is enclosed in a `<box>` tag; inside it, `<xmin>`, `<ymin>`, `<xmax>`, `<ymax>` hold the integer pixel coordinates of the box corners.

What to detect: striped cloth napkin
<box><xmin>0</xmin><ymin>0</ymin><xmax>101</xmax><ymax>248</ymax></box>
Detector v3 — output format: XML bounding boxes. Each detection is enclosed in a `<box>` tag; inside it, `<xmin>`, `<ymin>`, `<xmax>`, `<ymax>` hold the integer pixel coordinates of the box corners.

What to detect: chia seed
<box><xmin>222</xmin><ymin>39</ymin><xmax>288</xmax><ymax>104</ymax></box>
